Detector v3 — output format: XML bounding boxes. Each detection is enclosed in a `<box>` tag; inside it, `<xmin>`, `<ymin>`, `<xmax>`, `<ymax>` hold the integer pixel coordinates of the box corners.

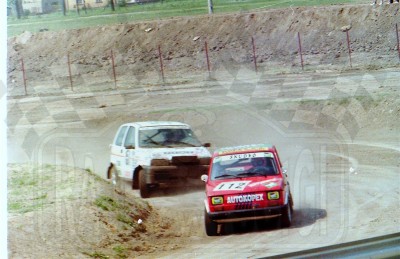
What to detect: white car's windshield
<box><xmin>211</xmin><ymin>152</ymin><xmax>278</xmax><ymax>180</ymax></box>
<box><xmin>139</xmin><ymin>128</ymin><xmax>202</xmax><ymax>148</ymax></box>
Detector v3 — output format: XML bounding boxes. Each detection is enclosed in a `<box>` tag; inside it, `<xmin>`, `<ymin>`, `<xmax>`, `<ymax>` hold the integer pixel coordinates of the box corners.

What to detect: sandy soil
<box><xmin>7</xmin><ymin>3</ymin><xmax>400</xmax><ymax>259</ymax></box>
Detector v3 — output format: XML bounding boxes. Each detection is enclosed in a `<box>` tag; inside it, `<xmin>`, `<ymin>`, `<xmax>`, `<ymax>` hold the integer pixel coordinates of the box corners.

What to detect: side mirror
<box><xmin>203</xmin><ymin>143</ymin><xmax>211</xmax><ymax>148</ymax></box>
<box><xmin>201</xmin><ymin>174</ymin><xmax>208</xmax><ymax>182</ymax></box>
<box><xmin>282</xmin><ymin>169</ymin><xmax>288</xmax><ymax>178</ymax></box>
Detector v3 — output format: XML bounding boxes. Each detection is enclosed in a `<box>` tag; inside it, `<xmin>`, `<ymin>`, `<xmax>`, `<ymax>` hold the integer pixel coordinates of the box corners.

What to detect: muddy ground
<box><xmin>7</xmin><ymin>3</ymin><xmax>400</xmax><ymax>259</ymax></box>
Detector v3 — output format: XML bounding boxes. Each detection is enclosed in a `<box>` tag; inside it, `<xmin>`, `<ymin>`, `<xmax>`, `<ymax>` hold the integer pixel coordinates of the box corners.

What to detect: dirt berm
<box><xmin>7</xmin><ymin>4</ymin><xmax>400</xmax><ymax>94</ymax></box>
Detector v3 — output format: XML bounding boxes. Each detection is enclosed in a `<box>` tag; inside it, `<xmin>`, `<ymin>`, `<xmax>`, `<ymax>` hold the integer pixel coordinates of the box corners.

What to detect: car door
<box><xmin>110</xmin><ymin>125</ymin><xmax>128</xmax><ymax>176</ymax></box>
<box><xmin>120</xmin><ymin>126</ymin><xmax>137</xmax><ymax>180</ymax></box>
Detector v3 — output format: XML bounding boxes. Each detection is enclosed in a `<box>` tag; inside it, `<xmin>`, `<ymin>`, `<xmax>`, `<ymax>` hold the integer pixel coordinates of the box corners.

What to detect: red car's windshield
<box><xmin>211</xmin><ymin>152</ymin><xmax>278</xmax><ymax>180</ymax></box>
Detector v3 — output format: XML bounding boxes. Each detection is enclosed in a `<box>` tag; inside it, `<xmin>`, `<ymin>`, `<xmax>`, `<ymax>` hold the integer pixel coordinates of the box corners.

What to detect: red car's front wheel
<box><xmin>204</xmin><ymin>210</ymin><xmax>218</xmax><ymax>236</ymax></box>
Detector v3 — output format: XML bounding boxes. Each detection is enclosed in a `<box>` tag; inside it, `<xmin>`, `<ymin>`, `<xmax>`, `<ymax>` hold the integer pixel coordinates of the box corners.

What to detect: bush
<box><xmin>23</xmin><ymin>9</ymin><xmax>30</xmax><ymax>17</ymax></box>
<box><xmin>118</xmin><ymin>0</ymin><xmax>127</xmax><ymax>7</ymax></box>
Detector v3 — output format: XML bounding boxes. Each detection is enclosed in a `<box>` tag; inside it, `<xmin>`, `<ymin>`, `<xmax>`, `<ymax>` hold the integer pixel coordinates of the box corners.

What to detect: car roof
<box><xmin>213</xmin><ymin>144</ymin><xmax>275</xmax><ymax>156</ymax></box>
<box><xmin>121</xmin><ymin>121</ymin><xmax>190</xmax><ymax>129</ymax></box>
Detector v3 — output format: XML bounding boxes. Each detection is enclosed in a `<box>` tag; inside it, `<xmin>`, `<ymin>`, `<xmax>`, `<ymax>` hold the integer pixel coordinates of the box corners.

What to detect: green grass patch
<box><xmin>94</xmin><ymin>196</ymin><xmax>121</xmax><ymax>211</ymax></box>
<box><xmin>113</xmin><ymin>245</ymin><xmax>128</xmax><ymax>258</ymax></box>
<box><xmin>9</xmin><ymin>174</ymin><xmax>39</xmax><ymax>187</ymax></box>
<box><xmin>84</xmin><ymin>168</ymin><xmax>105</xmax><ymax>182</ymax></box>
<box><xmin>116</xmin><ymin>213</ymin><xmax>134</xmax><ymax>226</ymax></box>
<box><xmin>82</xmin><ymin>251</ymin><xmax>110</xmax><ymax>259</ymax></box>
<box><xmin>8</xmin><ymin>200</ymin><xmax>45</xmax><ymax>213</ymax></box>
<box><xmin>8</xmin><ymin>166</ymin><xmax>47</xmax><ymax>213</ymax></box>
<box><xmin>7</xmin><ymin>164</ymin><xmax>97</xmax><ymax>214</ymax></box>
<box><xmin>94</xmin><ymin>195</ymin><xmax>148</xmax><ymax>232</ymax></box>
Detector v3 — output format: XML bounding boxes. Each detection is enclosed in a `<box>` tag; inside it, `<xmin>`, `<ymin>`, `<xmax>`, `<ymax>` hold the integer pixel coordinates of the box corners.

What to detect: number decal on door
<box><xmin>213</xmin><ymin>181</ymin><xmax>251</xmax><ymax>191</ymax></box>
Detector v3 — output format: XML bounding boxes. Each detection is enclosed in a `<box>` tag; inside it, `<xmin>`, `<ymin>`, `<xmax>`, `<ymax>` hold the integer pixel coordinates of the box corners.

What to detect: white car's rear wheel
<box><xmin>110</xmin><ymin>166</ymin><xmax>122</xmax><ymax>189</ymax></box>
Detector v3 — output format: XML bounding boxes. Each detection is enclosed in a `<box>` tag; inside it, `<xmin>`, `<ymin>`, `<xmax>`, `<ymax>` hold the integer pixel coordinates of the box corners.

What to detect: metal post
<box><xmin>110</xmin><ymin>0</ymin><xmax>115</xmax><ymax>11</ymax></box>
<box><xmin>111</xmin><ymin>50</ymin><xmax>117</xmax><ymax>89</ymax></box>
<box><xmin>208</xmin><ymin>0</ymin><xmax>213</xmax><ymax>14</ymax></box>
<box><xmin>83</xmin><ymin>0</ymin><xmax>87</xmax><ymax>14</ymax></box>
<box><xmin>205</xmin><ymin>41</ymin><xmax>211</xmax><ymax>77</ymax></box>
<box><xmin>158</xmin><ymin>45</ymin><xmax>165</xmax><ymax>83</ymax></box>
<box><xmin>21</xmin><ymin>58</ymin><xmax>27</xmax><ymax>95</ymax></box>
<box><xmin>346</xmin><ymin>30</ymin><xmax>352</xmax><ymax>68</ymax></box>
<box><xmin>396</xmin><ymin>23</ymin><xmax>400</xmax><ymax>61</ymax></box>
<box><xmin>251</xmin><ymin>37</ymin><xmax>258</xmax><ymax>73</ymax></box>
<box><xmin>297</xmin><ymin>32</ymin><xmax>304</xmax><ymax>70</ymax></box>
<box><xmin>61</xmin><ymin>0</ymin><xmax>66</xmax><ymax>16</ymax></box>
<box><xmin>67</xmin><ymin>53</ymin><xmax>73</xmax><ymax>91</ymax></box>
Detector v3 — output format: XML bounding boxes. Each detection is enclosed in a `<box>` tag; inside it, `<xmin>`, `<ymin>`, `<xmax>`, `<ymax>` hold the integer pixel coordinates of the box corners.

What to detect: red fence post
<box><xmin>297</xmin><ymin>32</ymin><xmax>304</xmax><ymax>70</ymax></box>
<box><xmin>21</xmin><ymin>58</ymin><xmax>27</xmax><ymax>95</ymax></box>
<box><xmin>346</xmin><ymin>30</ymin><xmax>352</xmax><ymax>68</ymax></box>
<box><xmin>251</xmin><ymin>36</ymin><xmax>258</xmax><ymax>73</ymax></box>
<box><xmin>205</xmin><ymin>41</ymin><xmax>211</xmax><ymax>77</ymax></box>
<box><xmin>158</xmin><ymin>45</ymin><xmax>165</xmax><ymax>83</ymax></box>
<box><xmin>67</xmin><ymin>53</ymin><xmax>73</xmax><ymax>91</ymax></box>
<box><xmin>396</xmin><ymin>23</ymin><xmax>400</xmax><ymax>61</ymax></box>
<box><xmin>111</xmin><ymin>50</ymin><xmax>117</xmax><ymax>89</ymax></box>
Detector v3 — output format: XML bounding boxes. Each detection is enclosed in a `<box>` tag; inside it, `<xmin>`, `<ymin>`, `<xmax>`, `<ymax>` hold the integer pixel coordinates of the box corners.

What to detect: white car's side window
<box><xmin>115</xmin><ymin>126</ymin><xmax>128</xmax><ymax>146</ymax></box>
<box><xmin>124</xmin><ymin>126</ymin><xmax>136</xmax><ymax>148</ymax></box>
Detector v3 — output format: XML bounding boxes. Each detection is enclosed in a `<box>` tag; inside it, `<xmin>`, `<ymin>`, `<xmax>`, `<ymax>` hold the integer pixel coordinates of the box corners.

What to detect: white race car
<box><xmin>108</xmin><ymin>121</ymin><xmax>211</xmax><ymax>198</ymax></box>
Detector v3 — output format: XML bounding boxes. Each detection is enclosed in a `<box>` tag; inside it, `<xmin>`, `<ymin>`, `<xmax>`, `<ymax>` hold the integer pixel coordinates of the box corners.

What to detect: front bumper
<box><xmin>208</xmin><ymin>205</ymin><xmax>286</xmax><ymax>223</ymax></box>
<box><xmin>143</xmin><ymin>164</ymin><xmax>209</xmax><ymax>183</ymax></box>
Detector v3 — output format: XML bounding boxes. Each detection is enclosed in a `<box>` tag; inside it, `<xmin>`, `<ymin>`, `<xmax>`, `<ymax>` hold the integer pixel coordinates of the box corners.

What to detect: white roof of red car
<box><xmin>213</xmin><ymin>144</ymin><xmax>275</xmax><ymax>156</ymax></box>
<box><xmin>122</xmin><ymin>121</ymin><xmax>190</xmax><ymax>128</ymax></box>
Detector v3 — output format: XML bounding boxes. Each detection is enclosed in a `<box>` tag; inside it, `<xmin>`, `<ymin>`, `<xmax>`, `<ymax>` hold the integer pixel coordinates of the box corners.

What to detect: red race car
<box><xmin>201</xmin><ymin>144</ymin><xmax>294</xmax><ymax>236</ymax></box>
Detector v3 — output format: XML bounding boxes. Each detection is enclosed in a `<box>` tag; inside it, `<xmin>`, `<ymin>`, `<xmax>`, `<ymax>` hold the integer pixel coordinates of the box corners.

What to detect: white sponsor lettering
<box><xmin>214</xmin><ymin>152</ymin><xmax>274</xmax><ymax>162</ymax></box>
<box><xmin>227</xmin><ymin>194</ymin><xmax>264</xmax><ymax>203</ymax></box>
<box><xmin>229</xmin><ymin>153</ymin><xmax>257</xmax><ymax>160</ymax></box>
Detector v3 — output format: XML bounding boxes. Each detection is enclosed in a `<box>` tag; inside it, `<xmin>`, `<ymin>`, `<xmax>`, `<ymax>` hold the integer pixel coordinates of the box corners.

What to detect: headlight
<box><xmin>267</xmin><ymin>191</ymin><xmax>280</xmax><ymax>200</ymax></box>
<box><xmin>211</xmin><ymin>196</ymin><xmax>223</xmax><ymax>205</ymax></box>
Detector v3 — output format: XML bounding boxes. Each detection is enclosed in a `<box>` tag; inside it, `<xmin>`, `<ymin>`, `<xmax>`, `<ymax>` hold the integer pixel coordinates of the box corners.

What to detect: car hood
<box><xmin>148</xmin><ymin>147</ymin><xmax>211</xmax><ymax>158</ymax></box>
<box><xmin>206</xmin><ymin>176</ymin><xmax>284</xmax><ymax>196</ymax></box>
<box><xmin>133</xmin><ymin>147</ymin><xmax>211</xmax><ymax>165</ymax></box>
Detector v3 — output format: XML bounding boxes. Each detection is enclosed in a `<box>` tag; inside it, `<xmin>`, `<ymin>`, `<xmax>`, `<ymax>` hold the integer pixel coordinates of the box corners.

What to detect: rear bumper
<box><xmin>208</xmin><ymin>205</ymin><xmax>286</xmax><ymax>223</ymax></box>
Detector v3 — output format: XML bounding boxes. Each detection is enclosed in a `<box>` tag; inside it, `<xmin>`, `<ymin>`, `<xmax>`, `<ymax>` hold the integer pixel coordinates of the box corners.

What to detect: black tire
<box><xmin>204</xmin><ymin>209</ymin><xmax>218</xmax><ymax>236</ymax></box>
<box><xmin>132</xmin><ymin>171</ymin><xmax>139</xmax><ymax>190</ymax></box>
<box><xmin>289</xmin><ymin>192</ymin><xmax>294</xmax><ymax>209</ymax></box>
<box><xmin>106</xmin><ymin>163</ymin><xmax>113</xmax><ymax>179</ymax></box>
<box><xmin>139</xmin><ymin>170</ymin><xmax>150</xmax><ymax>198</ymax></box>
<box><xmin>280</xmin><ymin>203</ymin><xmax>293</xmax><ymax>228</ymax></box>
<box><xmin>109</xmin><ymin>165</ymin><xmax>119</xmax><ymax>186</ymax></box>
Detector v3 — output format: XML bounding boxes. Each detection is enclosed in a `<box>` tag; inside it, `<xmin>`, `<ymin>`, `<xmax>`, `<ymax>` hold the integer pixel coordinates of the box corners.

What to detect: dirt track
<box><xmin>8</xmin><ymin>67</ymin><xmax>400</xmax><ymax>258</ymax></box>
<box><xmin>7</xmin><ymin>3</ymin><xmax>400</xmax><ymax>258</ymax></box>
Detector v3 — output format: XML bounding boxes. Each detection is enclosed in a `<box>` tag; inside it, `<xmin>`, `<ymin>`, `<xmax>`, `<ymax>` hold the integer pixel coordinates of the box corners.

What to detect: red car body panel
<box><xmin>203</xmin><ymin>144</ymin><xmax>292</xmax><ymax>226</ymax></box>
<box><xmin>205</xmin><ymin>176</ymin><xmax>286</xmax><ymax>212</ymax></box>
